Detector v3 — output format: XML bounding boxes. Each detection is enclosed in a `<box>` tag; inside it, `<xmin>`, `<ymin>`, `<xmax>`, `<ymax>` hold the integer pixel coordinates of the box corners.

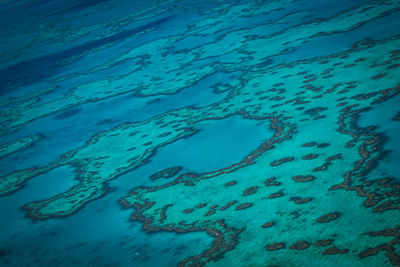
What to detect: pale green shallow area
<box><xmin>0</xmin><ymin>0</ymin><xmax>399</xmax><ymax>266</ymax></box>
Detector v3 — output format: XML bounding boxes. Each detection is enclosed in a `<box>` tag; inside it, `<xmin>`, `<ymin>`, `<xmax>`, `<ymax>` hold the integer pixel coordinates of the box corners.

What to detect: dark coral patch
<box><xmin>204</xmin><ymin>209</ymin><xmax>217</xmax><ymax>216</ymax></box>
<box><xmin>219</xmin><ymin>201</ymin><xmax>237</xmax><ymax>211</ymax></box>
<box><xmin>313</xmin><ymin>165</ymin><xmax>327</xmax><ymax>172</ymax></box>
<box><xmin>224</xmin><ymin>181</ymin><xmax>237</xmax><ymax>187</ymax></box>
<box><xmin>235</xmin><ymin>203</ymin><xmax>253</xmax><ymax>210</ymax></box>
<box><xmin>322</xmin><ymin>246</ymin><xmax>349</xmax><ymax>255</ymax></box>
<box><xmin>370</xmin><ymin>73</ymin><xmax>387</xmax><ymax>80</ymax></box>
<box><xmin>158</xmin><ymin>132</ymin><xmax>172</xmax><ymax>137</ymax></box>
<box><xmin>243</xmin><ymin>186</ymin><xmax>259</xmax><ymax>196</ymax></box>
<box><xmin>289</xmin><ymin>241</ymin><xmax>310</xmax><ymax>250</ymax></box>
<box><xmin>314</xmin><ymin>239</ymin><xmax>333</xmax><ymax>247</ymax></box>
<box><xmin>128</xmin><ymin>131</ymin><xmax>139</xmax><ymax>136</ymax></box>
<box><xmin>358</xmin><ymin>247</ymin><xmax>382</xmax><ymax>258</ymax></box>
<box><xmin>326</xmin><ymin>154</ymin><xmax>342</xmax><ymax>161</ymax></box>
<box><xmin>53</xmin><ymin>108</ymin><xmax>82</xmax><ymax>120</ymax></box>
<box><xmin>363</xmin><ymin>197</ymin><xmax>378</xmax><ymax>208</ymax></box>
<box><xmin>147</xmin><ymin>98</ymin><xmax>161</xmax><ymax>105</ymax></box>
<box><xmin>296</xmin><ymin>71</ymin><xmax>308</xmax><ymax>75</ymax></box>
<box><xmin>387</xmin><ymin>63</ymin><xmax>400</xmax><ymax>69</ymax></box>
<box><xmin>301</xmin><ymin>142</ymin><xmax>317</xmax><ymax>147</ymax></box>
<box><xmin>196</xmin><ymin>203</ymin><xmax>207</xmax><ymax>209</ymax></box>
<box><xmin>289</xmin><ymin>210</ymin><xmax>302</xmax><ymax>219</ymax></box>
<box><xmin>355</xmin><ymin>57</ymin><xmax>367</xmax><ymax>62</ymax></box>
<box><xmin>149</xmin><ymin>166</ymin><xmax>182</xmax><ymax>180</ymax></box>
<box><xmin>183</xmin><ymin>208</ymin><xmax>193</xmax><ymax>214</ymax></box>
<box><xmin>302</xmin><ymin>154</ymin><xmax>319</xmax><ymax>160</ymax></box>
<box><xmin>304</xmin><ymin>107</ymin><xmax>328</xmax><ymax>118</ymax></box>
<box><xmin>261</xmin><ymin>222</ymin><xmax>275</xmax><ymax>228</ymax></box>
<box><xmin>313</xmin><ymin>153</ymin><xmax>342</xmax><ymax>172</ymax></box>
<box><xmin>268</xmin><ymin>190</ymin><xmax>284</xmax><ymax>199</ymax></box>
<box><xmin>270</xmin><ymin>157</ymin><xmax>295</xmax><ymax>166</ymax></box>
<box><xmin>392</xmin><ymin>111</ymin><xmax>400</xmax><ymax>121</ymax></box>
<box><xmin>265</xmin><ymin>242</ymin><xmax>286</xmax><ymax>251</ymax></box>
<box><xmin>313</xmin><ymin>115</ymin><xmax>326</xmax><ymax>120</ymax></box>
<box><xmin>292</xmin><ymin>175</ymin><xmax>316</xmax><ymax>182</ymax></box>
<box><xmin>290</xmin><ymin>197</ymin><xmax>313</xmax><ymax>204</ymax></box>
<box><xmin>177</xmin><ymin>173</ymin><xmax>198</xmax><ymax>186</ymax></box>
<box><xmin>316</xmin><ymin>212</ymin><xmax>341</xmax><ymax>223</ymax></box>
<box><xmin>265</xmin><ymin>177</ymin><xmax>281</xmax><ymax>187</ymax></box>
<box><xmin>317</xmin><ymin>143</ymin><xmax>330</xmax><ymax>148</ymax></box>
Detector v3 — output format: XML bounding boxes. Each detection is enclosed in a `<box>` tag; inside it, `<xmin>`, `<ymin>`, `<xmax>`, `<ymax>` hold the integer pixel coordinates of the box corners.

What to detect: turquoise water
<box><xmin>1</xmin><ymin>0</ymin><xmax>400</xmax><ymax>266</ymax></box>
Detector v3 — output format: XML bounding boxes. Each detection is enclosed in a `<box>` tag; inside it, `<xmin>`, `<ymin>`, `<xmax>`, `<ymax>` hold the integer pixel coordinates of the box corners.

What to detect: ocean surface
<box><xmin>0</xmin><ymin>0</ymin><xmax>400</xmax><ymax>266</ymax></box>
